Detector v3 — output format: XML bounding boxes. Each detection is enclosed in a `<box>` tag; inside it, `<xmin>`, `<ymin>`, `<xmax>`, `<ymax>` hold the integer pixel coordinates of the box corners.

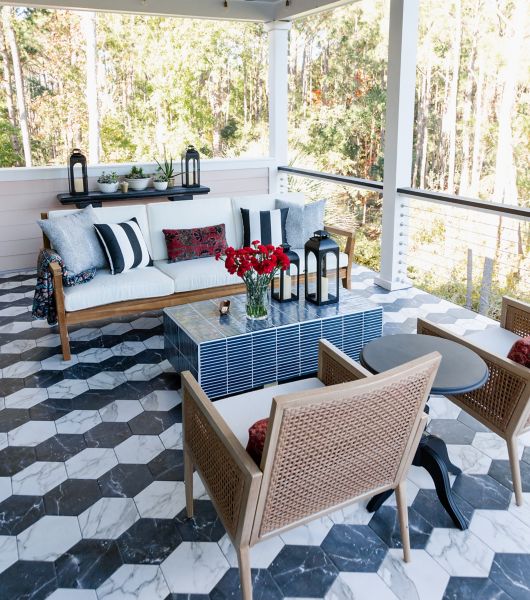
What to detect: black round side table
<box><xmin>360</xmin><ymin>333</ymin><xmax>489</xmax><ymax>530</ymax></box>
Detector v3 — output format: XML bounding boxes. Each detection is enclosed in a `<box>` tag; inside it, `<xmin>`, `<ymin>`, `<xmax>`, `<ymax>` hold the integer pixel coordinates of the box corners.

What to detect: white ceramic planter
<box><xmin>153</xmin><ymin>181</ymin><xmax>168</xmax><ymax>191</ymax></box>
<box><xmin>97</xmin><ymin>181</ymin><xmax>119</xmax><ymax>193</ymax></box>
<box><xmin>125</xmin><ymin>178</ymin><xmax>150</xmax><ymax>191</ymax></box>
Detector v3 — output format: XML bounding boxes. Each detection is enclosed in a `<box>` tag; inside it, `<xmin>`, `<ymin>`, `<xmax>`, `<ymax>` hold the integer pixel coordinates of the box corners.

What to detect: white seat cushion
<box><xmin>465</xmin><ymin>327</ymin><xmax>521</xmax><ymax>357</ymax></box>
<box><xmin>63</xmin><ymin>266</ymin><xmax>174</xmax><ymax>312</ymax></box>
<box><xmin>214</xmin><ymin>378</ymin><xmax>325</xmax><ymax>446</ymax></box>
<box><xmin>154</xmin><ymin>257</ymin><xmax>240</xmax><ymax>293</ymax></box>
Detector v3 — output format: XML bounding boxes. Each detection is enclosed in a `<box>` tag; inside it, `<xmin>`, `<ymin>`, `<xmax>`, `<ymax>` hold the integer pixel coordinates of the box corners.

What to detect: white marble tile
<box><xmin>5</xmin><ymin>387</ymin><xmax>48</xmax><ymax>409</ymax></box>
<box><xmin>36</xmin><ymin>333</ymin><xmax>61</xmax><ymax>348</ymax></box>
<box><xmin>219</xmin><ymin>533</ymin><xmax>284</xmax><ymax>569</ymax></box>
<box><xmin>131</xmin><ymin>317</ymin><xmax>161</xmax><ymax>329</ymax></box>
<box><xmin>161</xmin><ymin>541</ymin><xmax>229</xmax><ymax>594</ymax></box>
<box><xmin>12</xmin><ymin>461</ymin><xmax>67</xmax><ymax>495</ymax></box>
<box><xmin>87</xmin><ymin>371</ymin><xmax>127</xmax><ymax>390</ymax></box>
<box><xmin>2</xmin><ymin>361</ymin><xmax>41</xmax><ymax>379</ymax></box>
<box><xmin>124</xmin><ymin>363</ymin><xmax>163</xmax><ymax>381</ymax></box>
<box><xmin>97</xmin><ymin>564</ymin><xmax>169</xmax><ymax>600</ymax></box>
<box><xmin>0</xmin><ymin>305</ymin><xmax>28</xmax><ymax>317</ymax></box>
<box><xmin>77</xmin><ymin>347</ymin><xmax>113</xmax><ymax>363</ymax></box>
<box><xmin>0</xmin><ymin>477</ymin><xmax>12</xmax><ymax>503</ymax></box>
<box><xmin>17</xmin><ymin>515</ymin><xmax>81</xmax><ymax>561</ymax></box>
<box><xmin>8</xmin><ymin>420</ymin><xmax>56</xmax><ymax>446</ymax></box>
<box><xmin>160</xmin><ymin>359</ymin><xmax>174</xmax><ymax>373</ymax></box>
<box><xmin>134</xmin><ymin>481</ymin><xmax>186</xmax><ymax>519</ymax></box>
<box><xmin>387</xmin><ymin>479</ymin><xmax>420</xmax><ymax>507</ymax></box>
<box><xmin>101</xmin><ymin>322</ymin><xmax>132</xmax><ymax>336</ymax></box>
<box><xmin>41</xmin><ymin>354</ymin><xmax>79</xmax><ymax>370</ymax></box>
<box><xmin>79</xmin><ymin>497</ymin><xmax>139</xmax><ymax>539</ymax></box>
<box><xmin>140</xmin><ymin>390</ymin><xmax>181</xmax><ymax>411</ymax></box>
<box><xmin>56</xmin><ymin>409</ymin><xmax>102</xmax><ymax>435</ymax></box>
<box><xmin>0</xmin><ymin>339</ymin><xmax>36</xmax><ymax>354</ymax></box>
<box><xmin>406</xmin><ymin>465</ymin><xmax>456</xmax><ymax>491</ymax></box>
<box><xmin>47</xmin><ymin>379</ymin><xmax>89</xmax><ymax>399</ymax></box>
<box><xmin>159</xmin><ymin>423</ymin><xmax>183</xmax><ymax>450</ymax></box>
<box><xmin>428</xmin><ymin>396</ymin><xmax>461</xmax><ymax>420</ymax></box>
<box><xmin>47</xmin><ymin>590</ymin><xmax>98</xmax><ymax>599</ymax></box>
<box><xmin>508</xmin><ymin>493</ymin><xmax>530</xmax><ymax>527</ymax></box>
<box><xmin>425</xmin><ymin>528</ymin><xmax>494</xmax><ymax>577</ymax></box>
<box><xmin>111</xmin><ymin>341</ymin><xmax>146</xmax><ymax>356</ymax></box>
<box><xmin>329</xmin><ymin>499</ymin><xmax>374</xmax><ymax>526</ymax></box>
<box><xmin>0</xmin><ymin>280</ymin><xmax>22</xmax><ymax>290</ymax></box>
<box><xmin>472</xmin><ymin>432</ymin><xmax>523</xmax><ymax>461</ymax></box>
<box><xmin>0</xmin><ymin>433</ymin><xmax>7</xmax><ymax>451</ymax></box>
<box><xmin>446</xmin><ymin>444</ymin><xmax>492</xmax><ymax>474</ymax></box>
<box><xmin>0</xmin><ymin>321</ymin><xmax>31</xmax><ymax>334</ymax></box>
<box><xmin>143</xmin><ymin>335</ymin><xmax>164</xmax><ymax>350</ymax></box>
<box><xmin>377</xmin><ymin>549</ymin><xmax>449</xmax><ymax>600</ymax></box>
<box><xmin>326</xmin><ymin>573</ymin><xmax>398</xmax><ymax>600</ymax></box>
<box><xmin>32</xmin><ymin>319</ymin><xmax>53</xmax><ymax>329</ymax></box>
<box><xmin>99</xmin><ymin>400</ymin><xmax>143</xmax><ymax>423</ymax></box>
<box><xmin>469</xmin><ymin>509</ymin><xmax>530</xmax><ymax>553</ymax></box>
<box><xmin>114</xmin><ymin>435</ymin><xmax>165</xmax><ymax>464</ymax></box>
<box><xmin>69</xmin><ymin>327</ymin><xmax>102</xmax><ymax>342</ymax></box>
<box><xmin>0</xmin><ymin>536</ymin><xmax>17</xmax><ymax>574</ymax></box>
<box><xmin>280</xmin><ymin>515</ymin><xmax>334</xmax><ymax>546</ymax></box>
<box><xmin>0</xmin><ymin>292</ymin><xmax>26</xmax><ymax>303</ymax></box>
<box><xmin>65</xmin><ymin>448</ymin><xmax>118</xmax><ymax>479</ymax></box>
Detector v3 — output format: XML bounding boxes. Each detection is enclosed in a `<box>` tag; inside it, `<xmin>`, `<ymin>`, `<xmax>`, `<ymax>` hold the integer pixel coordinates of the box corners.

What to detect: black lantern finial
<box><xmin>68</xmin><ymin>148</ymin><xmax>89</xmax><ymax>196</ymax></box>
<box><xmin>272</xmin><ymin>244</ymin><xmax>300</xmax><ymax>303</ymax></box>
<box><xmin>304</xmin><ymin>230</ymin><xmax>340</xmax><ymax>305</ymax></box>
<box><xmin>181</xmin><ymin>145</ymin><xmax>200</xmax><ymax>188</ymax></box>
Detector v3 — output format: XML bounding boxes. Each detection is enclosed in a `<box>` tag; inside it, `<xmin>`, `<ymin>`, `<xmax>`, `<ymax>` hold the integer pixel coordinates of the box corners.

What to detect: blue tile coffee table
<box><xmin>164</xmin><ymin>289</ymin><xmax>383</xmax><ymax>399</ymax></box>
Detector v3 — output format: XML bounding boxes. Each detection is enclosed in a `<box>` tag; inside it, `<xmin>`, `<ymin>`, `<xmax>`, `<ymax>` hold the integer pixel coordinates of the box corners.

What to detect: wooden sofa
<box><xmin>41</xmin><ymin>194</ymin><xmax>356</xmax><ymax>360</ymax></box>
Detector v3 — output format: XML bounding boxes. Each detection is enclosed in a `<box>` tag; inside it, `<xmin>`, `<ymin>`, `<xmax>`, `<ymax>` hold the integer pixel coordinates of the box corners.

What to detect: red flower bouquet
<box><xmin>216</xmin><ymin>241</ymin><xmax>290</xmax><ymax>319</ymax></box>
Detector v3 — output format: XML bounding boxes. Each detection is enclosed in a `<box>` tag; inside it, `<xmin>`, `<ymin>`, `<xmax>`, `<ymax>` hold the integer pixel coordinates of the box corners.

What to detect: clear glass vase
<box><xmin>245</xmin><ymin>280</ymin><xmax>269</xmax><ymax>320</ymax></box>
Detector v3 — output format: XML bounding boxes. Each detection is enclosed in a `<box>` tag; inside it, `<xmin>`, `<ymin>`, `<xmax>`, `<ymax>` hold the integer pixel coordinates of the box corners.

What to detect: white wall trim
<box><xmin>0</xmin><ymin>157</ymin><xmax>276</xmax><ymax>182</ymax></box>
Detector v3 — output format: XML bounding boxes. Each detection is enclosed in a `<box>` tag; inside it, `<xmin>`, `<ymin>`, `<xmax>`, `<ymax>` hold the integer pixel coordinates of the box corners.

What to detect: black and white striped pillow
<box><xmin>240</xmin><ymin>208</ymin><xmax>288</xmax><ymax>248</ymax></box>
<box><xmin>94</xmin><ymin>218</ymin><xmax>152</xmax><ymax>274</ymax></box>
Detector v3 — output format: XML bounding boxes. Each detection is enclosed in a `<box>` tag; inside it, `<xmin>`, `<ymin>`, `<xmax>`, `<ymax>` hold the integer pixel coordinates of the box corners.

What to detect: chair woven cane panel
<box><xmin>320</xmin><ymin>360</ymin><xmax>363</xmax><ymax>386</ymax></box>
<box><xmin>506</xmin><ymin>308</ymin><xmax>530</xmax><ymax>337</ymax></box>
<box><xmin>258</xmin><ymin>370</ymin><xmax>431</xmax><ymax>537</ymax></box>
<box><xmin>184</xmin><ymin>394</ymin><xmax>245</xmax><ymax>539</ymax></box>
<box><xmin>454</xmin><ymin>359</ymin><xmax>526</xmax><ymax>433</ymax></box>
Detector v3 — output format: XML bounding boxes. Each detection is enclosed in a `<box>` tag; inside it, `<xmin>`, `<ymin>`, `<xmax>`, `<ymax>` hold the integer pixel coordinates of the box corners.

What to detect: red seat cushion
<box><xmin>246</xmin><ymin>418</ymin><xmax>269</xmax><ymax>466</ymax></box>
<box><xmin>163</xmin><ymin>224</ymin><xmax>227</xmax><ymax>262</ymax></box>
<box><xmin>507</xmin><ymin>336</ymin><xmax>530</xmax><ymax>368</ymax></box>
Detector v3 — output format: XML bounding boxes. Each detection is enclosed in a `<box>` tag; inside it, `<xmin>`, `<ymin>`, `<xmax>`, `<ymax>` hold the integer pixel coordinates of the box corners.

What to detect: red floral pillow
<box><xmin>246</xmin><ymin>418</ymin><xmax>269</xmax><ymax>466</ymax></box>
<box><xmin>507</xmin><ymin>336</ymin><xmax>530</xmax><ymax>368</ymax></box>
<box><xmin>163</xmin><ymin>224</ymin><xmax>227</xmax><ymax>263</ymax></box>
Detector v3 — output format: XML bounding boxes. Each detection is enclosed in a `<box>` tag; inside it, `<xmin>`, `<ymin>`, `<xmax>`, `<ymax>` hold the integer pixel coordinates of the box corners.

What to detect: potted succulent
<box><xmin>154</xmin><ymin>155</ymin><xmax>179</xmax><ymax>188</ymax></box>
<box><xmin>124</xmin><ymin>166</ymin><xmax>151</xmax><ymax>191</ymax></box>
<box><xmin>97</xmin><ymin>171</ymin><xmax>119</xmax><ymax>193</ymax></box>
<box><xmin>153</xmin><ymin>172</ymin><xmax>168</xmax><ymax>191</ymax></box>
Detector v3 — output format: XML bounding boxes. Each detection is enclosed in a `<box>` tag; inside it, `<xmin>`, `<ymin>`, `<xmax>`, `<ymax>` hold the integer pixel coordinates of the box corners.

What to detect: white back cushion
<box><xmin>48</xmin><ymin>205</ymin><xmax>152</xmax><ymax>256</ymax></box>
<box><xmin>231</xmin><ymin>193</ymin><xmax>305</xmax><ymax>248</ymax></box>
<box><xmin>146</xmin><ymin>197</ymin><xmax>236</xmax><ymax>261</ymax></box>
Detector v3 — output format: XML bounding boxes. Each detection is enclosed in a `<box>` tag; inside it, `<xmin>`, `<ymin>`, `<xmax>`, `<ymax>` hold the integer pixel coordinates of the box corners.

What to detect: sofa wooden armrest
<box><xmin>47</xmin><ymin>256</ymin><xmax>71</xmax><ymax>361</ymax></box>
<box><xmin>324</xmin><ymin>224</ymin><xmax>356</xmax><ymax>290</ymax></box>
<box><xmin>501</xmin><ymin>296</ymin><xmax>530</xmax><ymax>337</ymax></box>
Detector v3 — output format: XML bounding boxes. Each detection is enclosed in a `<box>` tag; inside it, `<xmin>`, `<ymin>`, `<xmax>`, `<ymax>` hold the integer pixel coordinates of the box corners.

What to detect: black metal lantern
<box><xmin>304</xmin><ymin>230</ymin><xmax>340</xmax><ymax>305</ymax></box>
<box><xmin>181</xmin><ymin>145</ymin><xmax>200</xmax><ymax>188</ymax></box>
<box><xmin>272</xmin><ymin>244</ymin><xmax>300</xmax><ymax>303</ymax></box>
<box><xmin>68</xmin><ymin>148</ymin><xmax>88</xmax><ymax>196</ymax></box>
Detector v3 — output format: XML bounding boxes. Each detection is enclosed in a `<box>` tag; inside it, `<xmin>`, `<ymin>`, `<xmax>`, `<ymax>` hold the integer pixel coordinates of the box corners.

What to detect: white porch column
<box><xmin>265</xmin><ymin>20</ymin><xmax>291</xmax><ymax>195</ymax></box>
<box><xmin>375</xmin><ymin>0</ymin><xmax>419</xmax><ymax>290</ymax></box>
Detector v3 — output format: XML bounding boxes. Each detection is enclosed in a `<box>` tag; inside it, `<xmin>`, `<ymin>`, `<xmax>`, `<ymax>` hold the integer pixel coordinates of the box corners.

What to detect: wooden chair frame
<box><xmin>417</xmin><ymin>297</ymin><xmax>530</xmax><ymax>506</ymax></box>
<box><xmin>182</xmin><ymin>340</ymin><xmax>440</xmax><ymax>600</ymax></box>
<box><xmin>40</xmin><ymin>213</ymin><xmax>355</xmax><ymax>360</ymax></box>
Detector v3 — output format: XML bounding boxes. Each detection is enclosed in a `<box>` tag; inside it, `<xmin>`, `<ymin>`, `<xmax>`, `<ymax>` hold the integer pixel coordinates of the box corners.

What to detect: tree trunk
<box><xmin>446</xmin><ymin>0</ymin><xmax>462</xmax><ymax>193</ymax></box>
<box><xmin>81</xmin><ymin>11</ymin><xmax>99</xmax><ymax>163</ymax></box>
<box><xmin>0</xmin><ymin>19</ymin><xmax>19</xmax><ymax>154</ymax></box>
<box><xmin>1</xmin><ymin>6</ymin><xmax>31</xmax><ymax>166</ymax></box>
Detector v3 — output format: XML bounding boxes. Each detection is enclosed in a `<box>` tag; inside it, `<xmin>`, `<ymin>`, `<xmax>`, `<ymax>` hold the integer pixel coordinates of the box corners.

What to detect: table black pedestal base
<box><xmin>366</xmin><ymin>433</ymin><xmax>469</xmax><ymax>530</ymax></box>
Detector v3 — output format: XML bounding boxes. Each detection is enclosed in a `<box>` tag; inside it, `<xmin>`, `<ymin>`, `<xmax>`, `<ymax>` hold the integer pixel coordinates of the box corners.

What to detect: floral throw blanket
<box><xmin>32</xmin><ymin>249</ymin><xmax>96</xmax><ymax>325</ymax></box>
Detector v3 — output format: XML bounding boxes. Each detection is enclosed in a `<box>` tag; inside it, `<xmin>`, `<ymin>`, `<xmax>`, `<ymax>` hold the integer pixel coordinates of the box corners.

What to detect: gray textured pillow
<box><xmin>38</xmin><ymin>205</ymin><xmax>107</xmax><ymax>273</ymax></box>
<box><xmin>275</xmin><ymin>198</ymin><xmax>327</xmax><ymax>248</ymax></box>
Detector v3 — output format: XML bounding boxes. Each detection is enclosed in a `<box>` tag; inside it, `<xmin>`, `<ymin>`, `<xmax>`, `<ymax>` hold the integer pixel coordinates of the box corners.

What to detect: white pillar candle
<box><xmin>281</xmin><ymin>271</ymin><xmax>291</xmax><ymax>300</ymax></box>
<box><xmin>74</xmin><ymin>178</ymin><xmax>84</xmax><ymax>193</ymax></box>
<box><xmin>320</xmin><ymin>276</ymin><xmax>329</xmax><ymax>301</ymax></box>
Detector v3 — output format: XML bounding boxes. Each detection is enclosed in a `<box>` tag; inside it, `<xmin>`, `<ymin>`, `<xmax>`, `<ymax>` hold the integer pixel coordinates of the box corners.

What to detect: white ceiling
<box><xmin>0</xmin><ymin>0</ymin><xmax>356</xmax><ymax>22</ymax></box>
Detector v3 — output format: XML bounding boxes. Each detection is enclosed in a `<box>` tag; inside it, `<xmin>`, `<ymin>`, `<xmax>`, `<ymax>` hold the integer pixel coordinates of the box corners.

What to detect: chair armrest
<box><xmin>501</xmin><ymin>296</ymin><xmax>530</xmax><ymax>337</ymax></box>
<box><xmin>181</xmin><ymin>371</ymin><xmax>262</xmax><ymax>543</ymax></box>
<box><xmin>324</xmin><ymin>224</ymin><xmax>355</xmax><ymax>239</ymax></box>
<box><xmin>318</xmin><ymin>339</ymin><xmax>372</xmax><ymax>385</ymax></box>
<box><xmin>48</xmin><ymin>260</ymin><xmax>65</xmax><ymax>296</ymax></box>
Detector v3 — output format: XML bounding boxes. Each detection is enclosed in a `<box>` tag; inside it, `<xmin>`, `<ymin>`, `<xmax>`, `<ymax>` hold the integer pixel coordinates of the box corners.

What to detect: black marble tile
<box><xmin>489</xmin><ymin>459</ymin><xmax>530</xmax><ymax>493</ymax></box>
<box><xmin>148</xmin><ymin>449</ymin><xmax>184</xmax><ymax>481</ymax></box>
<box><xmin>24</xmin><ymin>370</ymin><xmax>64</xmax><ymax>389</ymax></box>
<box><xmin>0</xmin><ymin>560</ymin><xmax>57</xmax><ymax>600</ymax></box>
<box><xmin>20</xmin><ymin>345</ymin><xmax>59</xmax><ymax>361</ymax></box>
<box><xmin>164</xmin><ymin>595</ymin><xmax>210</xmax><ymax>600</ymax></box>
<box><xmin>0</xmin><ymin>407</ymin><xmax>29</xmax><ymax>431</ymax></box>
<box><xmin>321</xmin><ymin>524</ymin><xmax>388</xmax><ymax>572</ymax></box>
<box><xmin>427</xmin><ymin>419</ymin><xmax>476</xmax><ymax>445</ymax></box>
<box><xmin>269</xmin><ymin>545</ymin><xmax>339</xmax><ymax>598</ymax></box>
<box><xmin>457</xmin><ymin>411</ymin><xmax>490</xmax><ymax>433</ymax></box>
<box><xmin>411</xmin><ymin>489</ymin><xmax>474</xmax><ymax>529</ymax></box>
<box><xmin>0</xmin><ymin>353</ymin><xmax>20</xmax><ymax>368</ymax></box>
<box><xmin>175</xmin><ymin>500</ymin><xmax>226</xmax><ymax>542</ymax></box>
<box><xmin>522</xmin><ymin>446</ymin><xmax>530</xmax><ymax>466</ymax></box>
<box><xmin>210</xmin><ymin>568</ymin><xmax>283</xmax><ymax>600</ymax></box>
<box><xmin>110</xmin><ymin>380</ymin><xmax>155</xmax><ymax>400</ymax></box>
<box><xmin>55</xmin><ymin>539</ymin><xmax>123</xmax><ymax>589</ymax></box>
<box><xmin>116</xmin><ymin>518</ymin><xmax>182</xmax><ymax>564</ymax></box>
<box><xmin>97</xmin><ymin>355</ymin><xmax>138</xmax><ymax>371</ymax></box>
<box><xmin>29</xmin><ymin>403</ymin><xmax>71</xmax><ymax>421</ymax></box>
<box><xmin>84</xmin><ymin>422</ymin><xmax>132</xmax><ymax>448</ymax></box>
<box><xmin>443</xmin><ymin>576</ymin><xmax>511</xmax><ymax>600</ymax></box>
<box><xmin>35</xmin><ymin>434</ymin><xmax>86</xmax><ymax>462</ymax></box>
<box><xmin>453</xmin><ymin>474</ymin><xmax>512</xmax><ymax>510</ymax></box>
<box><xmin>44</xmin><ymin>479</ymin><xmax>102</xmax><ymax>515</ymax></box>
<box><xmin>150</xmin><ymin>372</ymin><xmax>181</xmax><ymax>391</ymax></box>
<box><xmin>128</xmin><ymin>410</ymin><xmax>178</xmax><ymax>435</ymax></box>
<box><xmin>489</xmin><ymin>553</ymin><xmax>530</xmax><ymax>600</ymax></box>
<box><xmin>134</xmin><ymin>349</ymin><xmax>166</xmax><ymax>364</ymax></box>
<box><xmin>0</xmin><ymin>445</ymin><xmax>37</xmax><ymax>476</ymax></box>
<box><xmin>368</xmin><ymin>505</ymin><xmax>433</xmax><ymax>549</ymax></box>
<box><xmin>0</xmin><ymin>495</ymin><xmax>45</xmax><ymax>535</ymax></box>
<box><xmin>69</xmin><ymin>390</ymin><xmax>115</xmax><ymax>411</ymax></box>
<box><xmin>98</xmin><ymin>464</ymin><xmax>154</xmax><ymax>498</ymax></box>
